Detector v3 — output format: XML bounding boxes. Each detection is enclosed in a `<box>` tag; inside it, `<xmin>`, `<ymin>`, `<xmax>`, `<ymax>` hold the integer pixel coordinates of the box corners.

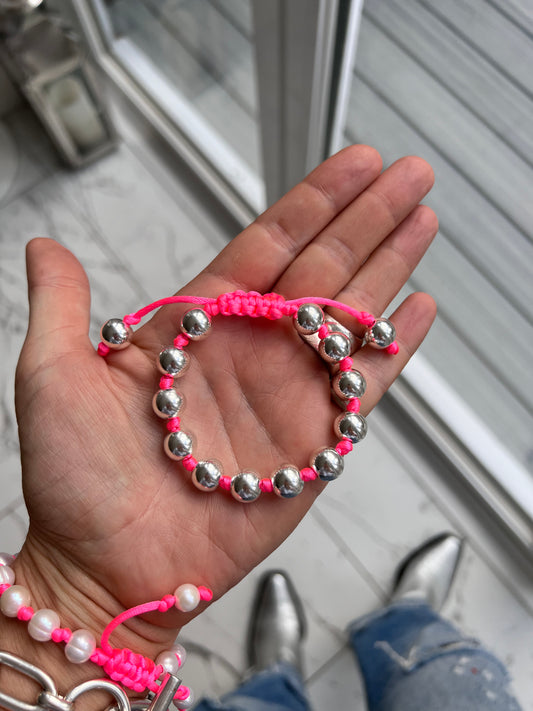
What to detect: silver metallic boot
<box><xmin>247</xmin><ymin>570</ymin><xmax>306</xmax><ymax>673</ymax></box>
<box><xmin>390</xmin><ymin>532</ymin><xmax>464</xmax><ymax>611</ymax></box>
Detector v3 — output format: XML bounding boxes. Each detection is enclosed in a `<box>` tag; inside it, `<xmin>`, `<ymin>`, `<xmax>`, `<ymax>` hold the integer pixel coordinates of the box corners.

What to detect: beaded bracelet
<box><xmin>98</xmin><ymin>290</ymin><xmax>397</xmax><ymax>503</ymax></box>
<box><xmin>0</xmin><ymin>553</ymin><xmax>212</xmax><ymax>708</ymax></box>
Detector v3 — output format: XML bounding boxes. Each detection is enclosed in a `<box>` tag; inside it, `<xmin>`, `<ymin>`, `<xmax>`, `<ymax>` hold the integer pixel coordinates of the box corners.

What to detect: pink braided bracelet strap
<box><xmin>0</xmin><ymin>553</ymin><xmax>212</xmax><ymax>708</ymax></box>
<box><xmin>98</xmin><ymin>291</ymin><xmax>398</xmax><ymax>503</ymax></box>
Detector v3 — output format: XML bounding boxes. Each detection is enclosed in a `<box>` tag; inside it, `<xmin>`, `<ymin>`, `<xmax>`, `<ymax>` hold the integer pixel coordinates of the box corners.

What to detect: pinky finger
<box><xmin>354</xmin><ymin>292</ymin><xmax>437</xmax><ymax>413</ymax></box>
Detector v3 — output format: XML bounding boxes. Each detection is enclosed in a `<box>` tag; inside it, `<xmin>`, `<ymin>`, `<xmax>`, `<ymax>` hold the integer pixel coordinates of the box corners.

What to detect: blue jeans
<box><xmin>193</xmin><ymin>601</ymin><xmax>522</xmax><ymax>711</ymax></box>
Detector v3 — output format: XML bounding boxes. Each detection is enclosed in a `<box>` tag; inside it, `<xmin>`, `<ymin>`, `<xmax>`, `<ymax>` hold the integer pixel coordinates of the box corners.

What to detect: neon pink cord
<box><xmin>123</xmin><ymin>291</ymin><xmax>376</xmax><ymax>327</ymax></box>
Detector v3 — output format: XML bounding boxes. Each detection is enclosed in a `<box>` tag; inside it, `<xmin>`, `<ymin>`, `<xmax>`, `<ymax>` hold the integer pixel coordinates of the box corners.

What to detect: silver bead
<box><xmin>334</xmin><ymin>412</ymin><xmax>368</xmax><ymax>443</ymax></box>
<box><xmin>164</xmin><ymin>431</ymin><xmax>193</xmax><ymax>460</ymax></box>
<box><xmin>311</xmin><ymin>448</ymin><xmax>344</xmax><ymax>481</ymax></box>
<box><xmin>231</xmin><ymin>472</ymin><xmax>261</xmax><ymax>502</ymax></box>
<box><xmin>332</xmin><ymin>370</ymin><xmax>366</xmax><ymax>399</ymax></box>
<box><xmin>181</xmin><ymin>308</ymin><xmax>212</xmax><ymax>340</ymax></box>
<box><xmin>319</xmin><ymin>332</ymin><xmax>351</xmax><ymax>363</ymax></box>
<box><xmin>64</xmin><ymin>629</ymin><xmax>97</xmax><ymax>664</ymax></box>
<box><xmin>272</xmin><ymin>466</ymin><xmax>304</xmax><ymax>499</ymax></box>
<box><xmin>158</xmin><ymin>347</ymin><xmax>190</xmax><ymax>377</ymax></box>
<box><xmin>152</xmin><ymin>389</ymin><xmax>184</xmax><ymax>419</ymax></box>
<box><xmin>294</xmin><ymin>303</ymin><xmax>324</xmax><ymax>335</ymax></box>
<box><xmin>325</xmin><ymin>319</ymin><xmax>355</xmax><ymax>351</ymax></box>
<box><xmin>363</xmin><ymin>318</ymin><xmax>396</xmax><ymax>349</ymax></box>
<box><xmin>100</xmin><ymin>319</ymin><xmax>132</xmax><ymax>350</ymax></box>
<box><xmin>192</xmin><ymin>460</ymin><xmax>222</xmax><ymax>491</ymax></box>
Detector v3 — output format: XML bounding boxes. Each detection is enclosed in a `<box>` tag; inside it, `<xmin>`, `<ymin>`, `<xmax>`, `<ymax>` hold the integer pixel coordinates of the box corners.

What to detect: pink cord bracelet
<box><xmin>0</xmin><ymin>553</ymin><xmax>212</xmax><ymax>707</ymax></box>
<box><xmin>98</xmin><ymin>290</ymin><xmax>398</xmax><ymax>502</ymax></box>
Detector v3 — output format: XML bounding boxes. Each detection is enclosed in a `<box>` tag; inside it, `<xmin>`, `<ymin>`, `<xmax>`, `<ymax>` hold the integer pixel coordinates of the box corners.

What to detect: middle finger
<box><xmin>274</xmin><ymin>156</ymin><xmax>434</xmax><ymax>299</ymax></box>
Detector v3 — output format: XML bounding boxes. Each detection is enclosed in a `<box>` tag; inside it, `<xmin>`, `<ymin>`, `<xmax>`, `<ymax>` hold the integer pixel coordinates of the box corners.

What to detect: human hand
<box><xmin>8</xmin><ymin>146</ymin><xmax>437</xmax><ymax>670</ymax></box>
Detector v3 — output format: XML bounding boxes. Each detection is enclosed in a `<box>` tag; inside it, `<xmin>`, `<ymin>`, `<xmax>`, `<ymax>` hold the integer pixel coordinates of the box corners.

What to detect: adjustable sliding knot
<box><xmin>206</xmin><ymin>290</ymin><xmax>293</xmax><ymax>320</ymax></box>
<box><xmin>92</xmin><ymin>646</ymin><xmax>160</xmax><ymax>693</ymax></box>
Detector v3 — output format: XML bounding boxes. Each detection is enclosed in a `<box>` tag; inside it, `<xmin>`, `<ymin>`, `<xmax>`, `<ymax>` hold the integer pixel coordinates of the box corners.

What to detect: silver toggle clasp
<box><xmin>147</xmin><ymin>673</ymin><xmax>182</xmax><ymax>711</ymax></box>
<box><xmin>108</xmin><ymin>673</ymin><xmax>182</xmax><ymax>711</ymax></box>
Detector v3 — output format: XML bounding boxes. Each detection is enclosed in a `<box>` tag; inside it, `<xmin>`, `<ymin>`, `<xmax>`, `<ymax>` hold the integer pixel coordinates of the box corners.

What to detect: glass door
<box><xmin>343</xmin><ymin>0</ymin><xmax>533</xmax><ymax>541</ymax></box>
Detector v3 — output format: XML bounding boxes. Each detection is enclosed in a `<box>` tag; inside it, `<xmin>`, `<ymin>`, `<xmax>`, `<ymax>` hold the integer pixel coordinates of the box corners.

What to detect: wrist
<box><xmin>0</xmin><ymin>533</ymin><xmax>183</xmax><ymax>708</ymax></box>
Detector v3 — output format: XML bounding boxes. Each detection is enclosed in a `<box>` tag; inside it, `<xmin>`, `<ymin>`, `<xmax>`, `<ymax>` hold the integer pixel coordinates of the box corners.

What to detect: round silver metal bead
<box><xmin>363</xmin><ymin>318</ymin><xmax>396</xmax><ymax>349</ymax></box>
<box><xmin>332</xmin><ymin>369</ymin><xmax>367</xmax><ymax>400</ymax></box>
<box><xmin>231</xmin><ymin>471</ymin><xmax>261</xmax><ymax>503</ymax></box>
<box><xmin>100</xmin><ymin>319</ymin><xmax>132</xmax><ymax>350</ymax></box>
<box><xmin>272</xmin><ymin>466</ymin><xmax>304</xmax><ymax>499</ymax></box>
<box><xmin>157</xmin><ymin>346</ymin><xmax>190</xmax><ymax>377</ymax></box>
<box><xmin>325</xmin><ymin>319</ymin><xmax>355</xmax><ymax>351</ymax></box>
<box><xmin>294</xmin><ymin>303</ymin><xmax>324</xmax><ymax>335</ymax></box>
<box><xmin>192</xmin><ymin>460</ymin><xmax>222</xmax><ymax>491</ymax></box>
<box><xmin>181</xmin><ymin>308</ymin><xmax>212</xmax><ymax>340</ymax></box>
<box><xmin>164</xmin><ymin>431</ymin><xmax>193</xmax><ymax>460</ymax></box>
<box><xmin>334</xmin><ymin>412</ymin><xmax>368</xmax><ymax>443</ymax></box>
<box><xmin>311</xmin><ymin>448</ymin><xmax>344</xmax><ymax>481</ymax></box>
<box><xmin>318</xmin><ymin>332</ymin><xmax>351</xmax><ymax>363</ymax></box>
<box><xmin>152</xmin><ymin>388</ymin><xmax>184</xmax><ymax>419</ymax></box>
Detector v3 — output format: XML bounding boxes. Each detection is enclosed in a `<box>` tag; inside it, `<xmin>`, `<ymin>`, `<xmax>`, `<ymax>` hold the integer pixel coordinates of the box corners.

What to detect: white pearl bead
<box><xmin>171</xmin><ymin>643</ymin><xmax>187</xmax><ymax>667</ymax></box>
<box><xmin>0</xmin><ymin>584</ymin><xmax>30</xmax><ymax>617</ymax></box>
<box><xmin>28</xmin><ymin>608</ymin><xmax>60</xmax><ymax>642</ymax></box>
<box><xmin>174</xmin><ymin>584</ymin><xmax>200</xmax><ymax>613</ymax></box>
<box><xmin>173</xmin><ymin>689</ymin><xmax>194</xmax><ymax>710</ymax></box>
<box><xmin>0</xmin><ymin>565</ymin><xmax>15</xmax><ymax>585</ymax></box>
<box><xmin>65</xmin><ymin>629</ymin><xmax>97</xmax><ymax>663</ymax></box>
<box><xmin>0</xmin><ymin>553</ymin><xmax>16</xmax><ymax>567</ymax></box>
<box><xmin>156</xmin><ymin>649</ymin><xmax>181</xmax><ymax>675</ymax></box>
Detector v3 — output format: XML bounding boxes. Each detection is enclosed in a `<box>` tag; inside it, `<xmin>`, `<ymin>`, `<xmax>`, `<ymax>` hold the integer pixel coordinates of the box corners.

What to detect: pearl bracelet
<box><xmin>98</xmin><ymin>291</ymin><xmax>397</xmax><ymax>503</ymax></box>
<box><xmin>0</xmin><ymin>553</ymin><xmax>212</xmax><ymax>708</ymax></box>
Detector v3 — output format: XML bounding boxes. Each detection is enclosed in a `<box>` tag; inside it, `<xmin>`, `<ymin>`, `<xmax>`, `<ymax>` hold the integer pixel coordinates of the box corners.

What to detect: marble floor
<box><xmin>1</xmin><ymin>106</ymin><xmax>533</xmax><ymax>709</ymax></box>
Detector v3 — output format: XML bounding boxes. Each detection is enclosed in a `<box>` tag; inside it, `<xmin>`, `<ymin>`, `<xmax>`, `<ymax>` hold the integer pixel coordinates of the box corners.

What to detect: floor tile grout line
<box><xmin>310</xmin><ymin>507</ymin><xmax>388</xmax><ymax>602</ymax></box>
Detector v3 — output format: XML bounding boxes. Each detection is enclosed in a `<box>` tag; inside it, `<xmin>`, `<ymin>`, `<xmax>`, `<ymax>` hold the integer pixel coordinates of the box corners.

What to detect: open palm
<box><xmin>13</xmin><ymin>146</ymin><xmax>437</xmax><ymax>644</ymax></box>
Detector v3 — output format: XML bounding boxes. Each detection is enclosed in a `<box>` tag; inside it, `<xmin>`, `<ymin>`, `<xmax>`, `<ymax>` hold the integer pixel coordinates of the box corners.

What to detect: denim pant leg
<box><xmin>194</xmin><ymin>663</ymin><xmax>311</xmax><ymax>711</ymax></box>
<box><xmin>348</xmin><ymin>600</ymin><xmax>522</xmax><ymax>711</ymax></box>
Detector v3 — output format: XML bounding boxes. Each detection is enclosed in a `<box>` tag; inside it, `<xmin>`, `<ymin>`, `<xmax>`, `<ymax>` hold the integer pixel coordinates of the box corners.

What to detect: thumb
<box><xmin>22</xmin><ymin>238</ymin><xmax>92</xmax><ymax>359</ymax></box>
